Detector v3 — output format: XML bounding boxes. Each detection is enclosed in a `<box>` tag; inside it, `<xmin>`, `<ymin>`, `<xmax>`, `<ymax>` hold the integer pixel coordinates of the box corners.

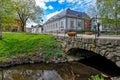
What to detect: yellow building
<box><xmin>2</xmin><ymin>18</ymin><xmax>21</xmax><ymax>32</ymax></box>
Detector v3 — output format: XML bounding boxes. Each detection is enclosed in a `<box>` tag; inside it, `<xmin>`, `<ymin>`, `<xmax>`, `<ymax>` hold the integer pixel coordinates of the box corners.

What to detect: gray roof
<box><xmin>45</xmin><ymin>8</ymin><xmax>90</xmax><ymax>24</ymax></box>
<box><xmin>31</xmin><ymin>24</ymin><xmax>43</xmax><ymax>28</ymax></box>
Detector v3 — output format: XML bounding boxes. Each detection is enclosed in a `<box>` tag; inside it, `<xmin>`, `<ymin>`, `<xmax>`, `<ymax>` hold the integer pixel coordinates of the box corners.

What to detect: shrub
<box><xmin>55</xmin><ymin>52</ymin><xmax>63</xmax><ymax>57</ymax></box>
<box><xmin>88</xmin><ymin>74</ymin><xmax>104</xmax><ymax>80</ymax></box>
<box><xmin>43</xmin><ymin>52</ymin><xmax>52</xmax><ymax>59</ymax></box>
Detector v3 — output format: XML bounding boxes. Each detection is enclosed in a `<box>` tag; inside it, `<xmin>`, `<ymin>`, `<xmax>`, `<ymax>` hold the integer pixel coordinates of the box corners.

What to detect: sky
<box><xmin>27</xmin><ymin>0</ymin><xmax>96</xmax><ymax>27</ymax></box>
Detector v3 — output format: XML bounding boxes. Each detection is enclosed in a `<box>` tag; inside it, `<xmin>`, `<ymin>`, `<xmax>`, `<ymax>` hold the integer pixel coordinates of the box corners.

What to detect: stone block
<box><xmin>107</xmin><ymin>45</ymin><xmax>113</xmax><ymax>48</ymax></box>
<box><xmin>101</xmin><ymin>50</ymin><xmax>108</xmax><ymax>55</ymax></box>
<box><xmin>114</xmin><ymin>40</ymin><xmax>120</xmax><ymax>46</ymax></box>
<box><xmin>117</xmin><ymin>50</ymin><xmax>120</xmax><ymax>53</ymax></box>
<box><xmin>116</xmin><ymin>61</ymin><xmax>120</xmax><ymax>67</ymax></box>
<box><xmin>101</xmin><ymin>46</ymin><xmax>107</xmax><ymax>49</ymax></box>
<box><xmin>116</xmin><ymin>47</ymin><xmax>120</xmax><ymax>50</ymax></box>
<box><xmin>106</xmin><ymin>53</ymin><xmax>114</xmax><ymax>60</ymax></box>
<box><xmin>108</xmin><ymin>49</ymin><xmax>114</xmax><ymax>52</ymax></box>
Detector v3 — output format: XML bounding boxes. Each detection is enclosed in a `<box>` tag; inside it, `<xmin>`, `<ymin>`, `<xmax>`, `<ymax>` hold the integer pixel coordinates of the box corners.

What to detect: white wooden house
<box><xmin>43</xmin><ymin>8</ymin><xmax>90</xmax><ymax>33</ymax></box>
<box><xmin>31</xmin><ymin>25</ymin><xmax>43</xmax><ymax>33</ymax></box>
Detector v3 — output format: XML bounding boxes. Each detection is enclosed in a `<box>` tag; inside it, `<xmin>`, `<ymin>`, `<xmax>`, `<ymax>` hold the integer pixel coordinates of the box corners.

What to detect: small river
<box><xmin>0</xmin><ymin>62</ymin><xmax>104</xmax><ymax>80</ymax></box>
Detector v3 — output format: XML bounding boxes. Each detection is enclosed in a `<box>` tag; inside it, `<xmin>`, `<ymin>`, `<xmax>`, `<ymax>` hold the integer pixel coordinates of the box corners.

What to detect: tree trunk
<box><xmin>0</xmin><ymin>35</ymin><xmax>2</xmax><ymax>40</ymax></box>
<box><xmin>21</xmin><ymin>26</ymin><xmax>24</xmax><ymax>32</ymax></box>
<box><xmin>20</xmin><ymin>22</ymin><xmax>26</xmax><ymax>32</ymax></box>
<box><xmin>0</xmin><ymin>26</ymin><xmax>2</xmax><ymax>40</ymax></box>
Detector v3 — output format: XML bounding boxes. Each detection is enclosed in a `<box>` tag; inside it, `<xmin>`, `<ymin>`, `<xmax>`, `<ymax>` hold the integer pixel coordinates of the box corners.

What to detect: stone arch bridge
<box><xmin>55</xmin><ymin>36</ymin><xmax>120</xmax><ymax>67</ymax></box>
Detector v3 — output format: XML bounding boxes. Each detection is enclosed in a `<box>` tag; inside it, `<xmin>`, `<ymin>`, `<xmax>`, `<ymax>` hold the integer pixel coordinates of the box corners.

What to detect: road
<box><xmin>52</xmin><ymin>33</ymin><xmax>120</xmax><ymax>40</ymax></box>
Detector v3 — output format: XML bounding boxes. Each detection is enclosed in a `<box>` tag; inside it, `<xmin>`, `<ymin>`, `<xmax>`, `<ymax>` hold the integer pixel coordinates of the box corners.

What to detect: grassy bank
<box><xmin>0</xmin><ymin>32</ymin><xmax>60</xmax><ymax>61</ymax></box>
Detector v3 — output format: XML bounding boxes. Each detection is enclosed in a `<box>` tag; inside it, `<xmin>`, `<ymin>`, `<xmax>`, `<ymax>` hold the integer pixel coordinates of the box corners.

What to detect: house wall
<box><xmin>67</xmin><ymin>17</ymin><xmax>84</xmax><ymax>31</ymax></box>
<box><xmin>32</xmin><ymin>27</ymin><xmax>42</xmax><ymax>33</ymax></box>
<box><xmin>84</xmin><ymin>20</ymin><xmax>90</xmax><ymax>31</ymax></box>
<box><xmin>26</xmin><ymin>28</ymin><xmax>32</xmax><ymax>33</ymax></box>
<box><xmin>43</xmin><ymin>16</ymin><xmax>89</xmax><ymax>33</ymax></box>
<box><xmin>43</xmin><ymin>17</ymin><xmax>66</xmax><ymax>33</ymax></box>
<box><xmin>67</xmin><ymin>17</ymin><xmax>76</xmax><ymax>30</ymax></box>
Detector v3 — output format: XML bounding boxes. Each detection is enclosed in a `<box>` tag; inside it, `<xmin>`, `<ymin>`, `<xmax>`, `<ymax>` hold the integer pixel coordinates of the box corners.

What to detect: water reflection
<box><xmin>0</xmin><ymin>62</ymin><xmax>102</xmax><ymax>80</ymax></box>
<box><xmin>1</xmin><ymin>70</ymin><xmax>62</xmax><ymax>80</ymax></box>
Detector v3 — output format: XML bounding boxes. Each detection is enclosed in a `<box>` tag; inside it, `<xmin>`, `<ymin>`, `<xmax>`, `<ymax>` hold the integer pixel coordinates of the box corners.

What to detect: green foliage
<box><xmin>43</xmin><ymin>52</ymin><xmax>52</xmax><ymax>59</ymax></box>
<box><xmin>0</xmin><ymin>32</ymin><xmax>59</xmax><ymax>61</ymax></box>
<box><xmin>55</xmin><ymin>52</ymin><xmax>63</xmax><ymax>57</ymax></box>
<box><xmin>88</xmin><ymin>74</ymin><xmax>104</xmax><ymax>80</ymax></box>
<box><xmin>0</xmin><ymin>0</ymin><xmax>14</xmax><ymax>25</ymax></box>
<box><xmin>97</xmin><ymin>0</ymin><xmax>120</xmax><ymax>30</ymax></box>
<box><xmin>12</xmin><ymin>0</ymin><xmax>43</xmax><ymax>31</ymax></box>
<box><xmin>0</xmin><ymin>57</ymin><xmax>6</xmax><ymax>62</ymax></box>
<box><xmin>77</xmin><ymin>30</ymin><xmax>85</xmax><ymax>34</ymax></box>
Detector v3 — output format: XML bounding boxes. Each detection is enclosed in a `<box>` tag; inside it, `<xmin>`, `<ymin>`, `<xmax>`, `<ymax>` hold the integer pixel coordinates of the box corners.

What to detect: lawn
<box><xmin>0</xmin><ymin>32</ymin><xmax>60</xmax><ymax>61</ymax></box>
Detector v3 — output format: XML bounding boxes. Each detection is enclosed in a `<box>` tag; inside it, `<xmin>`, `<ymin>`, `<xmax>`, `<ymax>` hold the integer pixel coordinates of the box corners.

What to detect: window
<box><xmin>78</xmin><ymin>20</ymin><xmax>81</xmax><ymax>27</ymax></box>
<box><xmin>70</xmin><ymin>21</ymin><xmax>74</xmax><ymax>28</ymax></box>
<box><xmin>56</xmin><ymin>23</ymin><xmax>58</xmax><ymax>28</ymax></box>
<box><xmin>53</xmin><ymin>24</ymin><xmax>55</xmax><ymax>29</ymax></box>
<box><xmin>61</xmin><ymin>21</ymin><xmax>64</xmax><ymax>28</ymax></box>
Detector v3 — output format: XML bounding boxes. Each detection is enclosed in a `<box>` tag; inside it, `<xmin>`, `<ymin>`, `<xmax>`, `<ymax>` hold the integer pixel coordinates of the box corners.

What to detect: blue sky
<box><xmin>27</xmin><ymin>0</ymin><xmax>96</xmax><ymax>27</ymax></box>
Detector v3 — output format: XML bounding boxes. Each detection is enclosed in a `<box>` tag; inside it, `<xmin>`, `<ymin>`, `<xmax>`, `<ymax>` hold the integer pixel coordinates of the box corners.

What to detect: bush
<box><xmin>88</xmin><ymin>74</ymin><xmax>104</xmax><ymax>80</ymax></box>
<box><xmin>55</xmin><ymin>52</ymin><xmax>62</xmax><ymax>57</ymax></box>
<box><xmin>43</xmin><ymin>52</ymin><xmax>52</xmax><ymax>59</ymax></box>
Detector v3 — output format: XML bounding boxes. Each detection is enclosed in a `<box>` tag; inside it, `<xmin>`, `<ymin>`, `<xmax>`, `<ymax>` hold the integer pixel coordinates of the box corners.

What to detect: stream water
<box><xmin>0</xmin><ymin>62</ymin><xmax>104</xmax><ymax>80</ymax></box>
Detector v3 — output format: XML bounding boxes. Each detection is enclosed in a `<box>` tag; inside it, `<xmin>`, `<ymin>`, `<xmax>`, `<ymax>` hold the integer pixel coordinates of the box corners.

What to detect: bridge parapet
<box><xmin>55</xmin><ymin>36</ymin><xmax>120</xmax><ymax>67</ymax></box>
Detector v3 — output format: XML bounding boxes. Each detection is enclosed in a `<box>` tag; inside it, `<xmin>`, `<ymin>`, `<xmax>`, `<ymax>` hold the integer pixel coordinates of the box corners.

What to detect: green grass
<box><xmin>0</xmin><ymin>32</ymin><xmax>60</xmax><ymax>61</ymax></box>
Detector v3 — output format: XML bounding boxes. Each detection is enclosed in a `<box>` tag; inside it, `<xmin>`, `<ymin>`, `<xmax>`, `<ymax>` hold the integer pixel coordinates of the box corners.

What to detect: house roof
<box><xmin>44</xmin><ymin>8</ymin><xmax>90</xmax><ymax>24</ymax></box>
<box><xmin>31</xmin><ymin>24</ymin><xmax>43</xmax><ymax>28</ymax></box>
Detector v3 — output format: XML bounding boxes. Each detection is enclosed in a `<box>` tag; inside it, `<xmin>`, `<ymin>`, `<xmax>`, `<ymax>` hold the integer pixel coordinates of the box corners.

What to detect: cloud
<box><xmin>66</xmin><ymin>0</ymin><xmax>74</xmax><ymax>3</ymax></box>
<box><xmin>35</xmin><ymin>0</ymin><xmax>47</xmax><ymax>9</ymax></box>
<box><xmin>35</xmin><ymin>0</ymin><xmax>97</xmax><ymax>23</ymax></box>
<box><xmin>35</xmin><ymin>0</ymin><xmax>56</xmax><ymax>10</ymax></box>
<box><xmin>48</xmin><ymin>5</ymin><xmax>53</xmax><ymax>9</ymax></box>
<box><xmin>67</xmin><ymin>0</ymin><xmax>96</xmax><ymax>12</ymax></box>
<box><xmin>58</xmin><ymin>0</ymin><xmax>65</xmax><ymax>4</ymax></box>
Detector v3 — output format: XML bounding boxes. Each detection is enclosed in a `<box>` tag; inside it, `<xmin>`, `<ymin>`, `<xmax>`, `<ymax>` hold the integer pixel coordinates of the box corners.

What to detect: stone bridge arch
<box><xmin>66</xmin><ymin>48</ymin><xmax>97</xmax><ymax>60</ymax></box>
<box><xmin>55</xmin><ymin>36</ymin><xmax>120</xmax><ymax>67</ymax></box>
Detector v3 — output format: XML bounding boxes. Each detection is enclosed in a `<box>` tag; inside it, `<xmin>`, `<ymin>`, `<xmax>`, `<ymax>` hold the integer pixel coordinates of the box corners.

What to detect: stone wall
<box><xmin>55</xmin><ymin>36</ymin><xmax>120</xmax><ymax>67</ymax></box>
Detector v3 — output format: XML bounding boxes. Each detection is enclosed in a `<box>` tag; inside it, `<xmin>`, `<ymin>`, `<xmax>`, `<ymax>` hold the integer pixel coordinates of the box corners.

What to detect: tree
<box><xmin>86</xmin><ymin>4</ymin><xmax>97</xmax><ymax>18</ymax></box>
<box><xmin>0</xmin><ymin>0</ymin><xmax>14</xmax><ymax>40</ymax></box>
<box><xmin>97</xmin><ymin>0</ymin><xmax>120</xmax><ymax>34</ymax></box>
<box><xmin>13</xmin><ymin>0</ymin><xmax>43</xmax><ymax>32</ymax></box>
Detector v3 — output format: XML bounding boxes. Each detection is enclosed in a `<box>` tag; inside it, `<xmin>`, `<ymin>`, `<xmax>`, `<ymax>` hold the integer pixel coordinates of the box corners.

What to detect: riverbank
<box><xmin>0</xmin><ymin>49</ymin><xmax>115</xmax><ymax>80</ymax></box>
<box><xmin>0</xmin><ymin>32</ymin><xmax>62</xmax><ymax>60</ymax></box>
<box><xmin>0</xmin><ymin>50</ymin><xmax>69</xmax><ymax>68</ymax></box>
<box><xmin>0</xmin><ymin>32</ymin><xmax>67</xmax><ymax>67</ymax></box>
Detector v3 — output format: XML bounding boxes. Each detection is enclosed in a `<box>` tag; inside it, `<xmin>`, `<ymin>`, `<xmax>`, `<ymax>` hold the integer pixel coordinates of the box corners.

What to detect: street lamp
<box><xmin>94</xmin><ymin>15</ymin><xmax>101</xmax><ymax>37</ymax></box>
<box><xmin>93</xmin><ymin>17</ymin><xmax>97</xmax><ymax>39</ymax></box>
<box><xmin>97</xmin><ymin>22</ymin><xmax>100</xmax><ymax>37</ymax></box>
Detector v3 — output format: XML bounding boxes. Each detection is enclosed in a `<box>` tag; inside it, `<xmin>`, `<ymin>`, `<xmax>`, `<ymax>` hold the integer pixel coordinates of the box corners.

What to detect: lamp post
<box><xmin>97</xmin><ymin>22</ymin><xmax>100</xmax><ymax>37</ymax></box>
<box><xmin>93</xmin><ymin>16</ymin><xmax>97</xmax><ymax>39</ymax></box>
